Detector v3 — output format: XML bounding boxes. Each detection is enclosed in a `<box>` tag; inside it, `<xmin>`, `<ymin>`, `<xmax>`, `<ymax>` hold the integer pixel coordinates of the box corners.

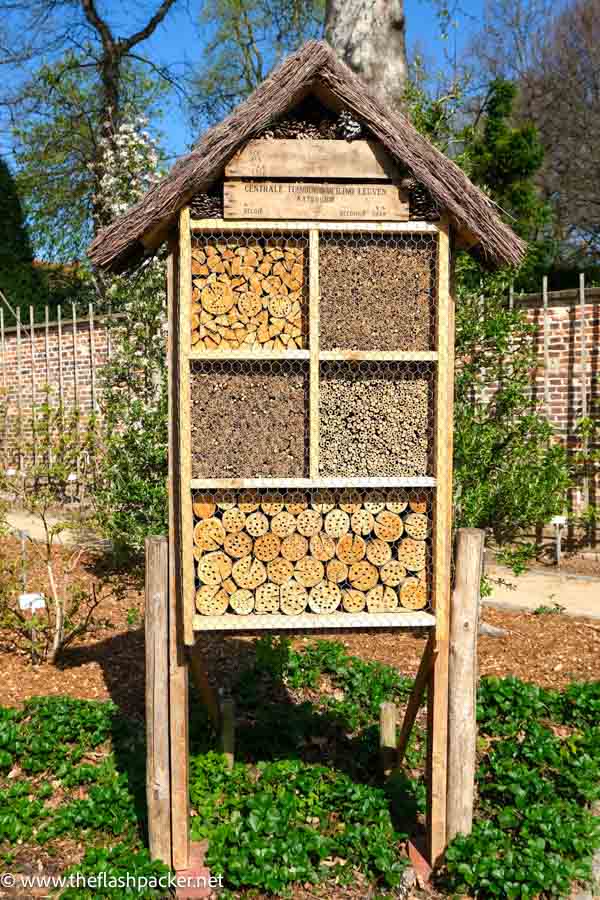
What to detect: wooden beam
<box><xmin>380</xmin><ymin>701</ymin><xmax>398</xmax><ymax>778</ymax></box>
<box><xmin>309</xmin><ymin>229</ymin><xmax>320</xmax><ymax>479</ymax></box>
<box><xmin>428</xmin><ymin>220</ymin><xmax>454</xmax><ymax>867</ymax></box>
<box><xmin>178</xmin><ymin>208</ymin><xmax>195</xmax><ymax>647</ymax></box>
<box><xmin>145</xmin><ymin>535</ymin><xmax>172</xmax><ymax>866</ymax></box>
<box><xmin>225</xmin><ymin>139</ymin><xmax>399</xmax><ymax>180</ymax></box>
<box><xmin>188</xmin><ymin>645</ymin><xmax>221</xmax><ymax>729</ymax></box>
<box><xmin>447</xmin><ymin>528</ymin><xmax>484</xmax><ymax>842</ymax></box>
<box><xmin>191</xmin><ymin>218</ymin><xmax>439</xmax><ymax>234</ymax></box>
<box><xmin>396</xmin><ymin>633</ymin><xmax>437</xmax><ymax>766</ymax></box>
<box><xmin>167</xmin><ymin>241</ymin><xmax>190</xmax><ymax>871</ymax></box>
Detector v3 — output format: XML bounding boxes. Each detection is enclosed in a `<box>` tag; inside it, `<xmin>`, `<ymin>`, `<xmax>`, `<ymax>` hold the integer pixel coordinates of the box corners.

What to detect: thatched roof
<box><xmin>88</xmin><ymin>40</ymin><xmax>526</xmax><ymax>273</ymax></box>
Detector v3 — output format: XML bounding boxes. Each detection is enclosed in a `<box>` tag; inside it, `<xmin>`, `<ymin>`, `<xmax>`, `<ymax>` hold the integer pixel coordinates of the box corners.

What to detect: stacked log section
<box><xmin>192</xmin><ymin>492</ymin><xmax>432</xmax><ymax>615</ymax></box>
<box><xmin>192</xmin><ymin>489</ymin><xmax>431</xmax><ymax>616</ymax></box>
<box><xmin>190</xmin><ymin>361</ymin><xmax>308</xmax><ymax>478</ymax></box>
<box><xmin>190</xmin><ymin>238</ymin><xmax>307</xmax><ymax>351</ymax></box>
<box><xmin>319</xmin><ymin>364</ymin><xmax>431</xmax><ymax>477</ymax></box>
<box><xmin>319</xmin><ymin>236</ymin><xmax>435</xmax><ymax>351</ymax></box>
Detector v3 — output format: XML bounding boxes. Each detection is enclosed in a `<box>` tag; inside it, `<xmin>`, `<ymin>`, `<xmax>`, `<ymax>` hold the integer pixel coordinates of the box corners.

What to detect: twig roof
<box><xmin>87</xmin><ymin>40</ymin><xmax>525</xmax><ymax>272</ymax></box>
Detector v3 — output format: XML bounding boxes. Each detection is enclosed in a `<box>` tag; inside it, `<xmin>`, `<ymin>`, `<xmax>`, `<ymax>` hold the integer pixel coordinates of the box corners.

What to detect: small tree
<box><xmin>405</xmin><ymin>75</ymin><xmax>571</xmax><ymax>552</ymax></box>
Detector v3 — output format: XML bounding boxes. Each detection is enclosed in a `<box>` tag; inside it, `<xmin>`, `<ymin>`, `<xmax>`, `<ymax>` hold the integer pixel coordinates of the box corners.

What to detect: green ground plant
<box><xmin>0</xmin><ymin>641</ymin><xmax>598</xmax><ymax>898</ymax></box>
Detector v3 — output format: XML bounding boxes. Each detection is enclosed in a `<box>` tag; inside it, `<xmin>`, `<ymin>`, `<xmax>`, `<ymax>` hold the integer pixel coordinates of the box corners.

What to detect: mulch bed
<box><xmin>0</xmin><ymin>536</ymin><xmax>598</xmax><ymax>718</ymax></box>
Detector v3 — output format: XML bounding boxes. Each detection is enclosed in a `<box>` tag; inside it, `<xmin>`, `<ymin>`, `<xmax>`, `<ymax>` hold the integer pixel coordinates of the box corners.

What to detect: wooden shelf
<box><xmin>190</xmin><ymin>219</ymin><xmax>441</xmax><ymax>234</ymax></box>
<box><xmin>189</xmin><ymin>349</ymin><xmax>309</xmax><ymax>362</ymax></box>
<box><xmin>190</xmin><ymin>477</ymin><xmax>436</xmax><ymax>490</ymax></box>
<box><xmin>193</xmin><ymin>610</ymin><xmax>435</xmax><ymax>632</ymax></box>
<box><xmin>320</xmin><ymin>350</ymin><xmax>437</xmax><ymax>362</ymax></box>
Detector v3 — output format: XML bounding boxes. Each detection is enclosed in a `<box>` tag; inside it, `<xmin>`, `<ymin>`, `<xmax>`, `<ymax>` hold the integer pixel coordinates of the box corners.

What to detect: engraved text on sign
<box><xmin>223</xmin><ymin>181</ymin><xmax>410</xmax><ymax>221</ymax></box>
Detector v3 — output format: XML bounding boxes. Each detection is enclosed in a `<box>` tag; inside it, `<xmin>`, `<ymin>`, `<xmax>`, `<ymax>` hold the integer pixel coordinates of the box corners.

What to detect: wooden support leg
<box><xmin>427</xmin><ymin>631</ymin><xmax>449</xmax><ymax>868</ymax></box>
<box><xmin>145</xmin><ymin>536</ymin><xmax>172</xmax><ymax>865</ymax></box>
<box><xmin>379</xmin><ymin>702</ymin><xmax>397</xmax><ymax>779</ymax></box>
<box><xmin>447</xmin><ymin>528</ymin><xmax>484</xmax><ymax>842</ymax></box>
<box><xmin>396</xmin><ymin>633</ymin><xmax>436</xmax><ymax>766</ymax></box>
<box><xmin>220</xmin><ymin>699</ymin><xmax>235</xmax><ymax>771</ymax></box>
<box><xmin>188</xmin><ymin>645</ymin><xmax>221</xmax><ymax>730</ymax></box>
<box><xmin>169</xmin><ymin>539</ymin><xmax>190</xmax><ymax>872</ymax></box>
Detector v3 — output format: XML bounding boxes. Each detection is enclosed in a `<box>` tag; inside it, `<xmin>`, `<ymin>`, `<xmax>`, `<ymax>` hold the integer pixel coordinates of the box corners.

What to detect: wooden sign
<box><xmin>225</xmin><ymin>139</ymin><xmax>399</xmax><ymax>180</ymax></box>
<box><xmin>223</xmin><ymin>180</ymin><xmax>409</xmax><ymax>221</ymax></box>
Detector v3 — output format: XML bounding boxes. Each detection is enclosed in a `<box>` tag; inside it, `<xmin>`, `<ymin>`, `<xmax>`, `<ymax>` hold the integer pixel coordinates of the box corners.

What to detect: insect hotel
<box><xmin>89</xmin><ymin>41</ymin><xmax>524</xmax><ymax>879</ymax></box>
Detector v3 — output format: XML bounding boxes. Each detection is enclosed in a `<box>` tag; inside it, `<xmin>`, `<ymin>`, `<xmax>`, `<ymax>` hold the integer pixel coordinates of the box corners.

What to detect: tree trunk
<box><xmin>325</xmin><ymin>0</ymin><xmax>408</xmax><ymax>110</ymax></box>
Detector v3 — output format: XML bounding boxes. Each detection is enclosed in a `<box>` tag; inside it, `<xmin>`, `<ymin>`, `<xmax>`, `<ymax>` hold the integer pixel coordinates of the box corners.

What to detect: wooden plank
<box><xmin>192</xmin><ymin>218</ymin><xmax>439</xmax><ymax>233</ymax></box>
<box><xmin>193</xmin><ymin>611</ymin><xmax>436</xmax><ymax>632</ymax></box>
<box><xmin>380</xmin><ymin>702</ymin><xmax>398</xmax><ymax>778</ymax></box>
<box><xmin>88</xmin><ymin>302</ymin><xmax>97</xmax><ymax>413</ymax></box>
<box><xmin>223</xmin><ymin>181</ymin><xmax>409</xmax><ymax>222</ymax></box>
<box><xmin>190</xmin><ymin>476</ymin><xmax>437</xmax><ymax>490</ymax></box>
<box><xmin>309</xmin><ymin>229</ymin><xmax>320</xmax><ymax>478</ymax></box>
<box><xmin>167</xmin><ymin>241</ymin><xmax>191</xmax><ymax>871</ymax></box>
<box><xmin>178</xmin><ymin>208</ymin><xmax>195</xmax><ymax>647</ymax></box>
<box><xmin>29</xmin><ymin>306</ymin><xmax>36</xmax><ymax>464</ymax></box>
<box><xmin>16</xmin><ymin>307</ymin><xmax>22</xmax><ymax>466</ymax></box>
<box><xmin>221</xmin><ymin>699</ymin><xmax>235</xmax><ymax>770</ymax></box>
<box><xmin>0</xmin><ymin>308</ymin><xmax>5</xmax><ymax>389</ymax></box>
<box><xmin>397</xmin><ymin>633</ymin><xmax>436</xmax><ymax>765</ymax></box>
<box><xmin>580</xmin><ymin>273</ymin><xmax>589</xmax><ymax>510</ymax></box>
<box><xmin>320</xmin><ymin>350</ymin><xmax>438</xmax><ymax>362</ymax></box>
<box><xmin>57</xmin><ymin>305</ymin><xmax>64</xmax><ymax>413</ymax></box>
<box><xmin>189</xmin><ymin>349</ymin><xmax>309</xmax><ymax>362</ymax></box>
<box><xmin>428</xmin><ymin>220</ymin><xmax>454</xmax><ymax>867</ymax></box>
<box><xmin>72</xmin><ymin>302</ymin><xmax>79</xmax><ymax>411</ymax></box>
<box><xmin>145</xmin><ymin>535</ymin><xmax>172</xmax><ymax>865</ymax></box>
<box><xmin>543</xmin><ymin>275</ymin><xmax>549</xmax><ymax>417</ymax></box>
<box><xmin>447</xmin><ymin>528</ymin><xmax>484</xmax><ymax>842</ymax></box>
<box><xmin>225</xmin><ymin>139</ymin><xmax>399</xmax><ymax>180</ymax></box>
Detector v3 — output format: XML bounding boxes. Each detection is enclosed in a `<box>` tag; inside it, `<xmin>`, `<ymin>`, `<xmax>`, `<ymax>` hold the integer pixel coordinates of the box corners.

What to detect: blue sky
<box><xmin>136</xmin><ymin>0</ymin><xmax>488</xmax><ymax>159</ymax></box>
<box><xmin>0</xmin><ymin>0</ymin><xmax>488</xmax><ymax>162</ymax></box>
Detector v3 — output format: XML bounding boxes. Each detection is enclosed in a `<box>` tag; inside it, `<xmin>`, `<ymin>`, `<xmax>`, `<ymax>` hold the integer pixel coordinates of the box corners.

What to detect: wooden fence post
<box><xmin>447</xmin><ymin>528</ymin><xmax>484</xmax><ymax>843</ymax></box>
<box><xmin>145</xmin><ymin>535</ymin><xmax>172</xmax><ymax>865</ymax></box>
<box><xmin>379</xmin><ymin>702</ymin><xmax>397</xmax><ymax>779</ymax></box>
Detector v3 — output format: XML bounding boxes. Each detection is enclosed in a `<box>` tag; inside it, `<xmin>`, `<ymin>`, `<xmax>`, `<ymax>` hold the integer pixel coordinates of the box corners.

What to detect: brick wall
<box><xmin>516</xmin><ymin>286</ymin><xmax>600</xmax><ymax>514</ymax></box>
<box><xmin>0</xmin><ymin>308</ymin><xmax>123</xmax><ymax>463</ymax></box>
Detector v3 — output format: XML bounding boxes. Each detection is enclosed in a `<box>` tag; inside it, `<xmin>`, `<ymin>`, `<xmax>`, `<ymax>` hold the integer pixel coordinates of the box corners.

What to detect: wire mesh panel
<box><xmin>190</xmin><ymin>359</ymin><xmax>309</xmax><ymax>478</ymax></box>
<box><xmin>319</xmin><ymin>361</ymin><xmax>434</xmax><ymax>477</ymax></box>
<box><xmin>190</xmin><ymin>231</ymin><xmax>309</xmax><ymax>352</ymax></box>
<box><xmin>318</xmin><ymin>231</ymin><xmax>437</xmax><ymax>351</ymax></box>
<box><xmin>191</xmin><ymin>486</ymin><xmax>433</xmax><ymax>627</ymax></box>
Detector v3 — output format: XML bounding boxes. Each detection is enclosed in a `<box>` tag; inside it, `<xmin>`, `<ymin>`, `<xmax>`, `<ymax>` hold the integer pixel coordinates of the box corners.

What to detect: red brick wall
<box><xmin>517</xmin><ymin>287</ymin><xmax>600</xmax><ymax>513</ymax></box>
<box><xmin>0</xmin><ymin>311</ymin><xmax>123</xmax><ymax>462</ymax></box>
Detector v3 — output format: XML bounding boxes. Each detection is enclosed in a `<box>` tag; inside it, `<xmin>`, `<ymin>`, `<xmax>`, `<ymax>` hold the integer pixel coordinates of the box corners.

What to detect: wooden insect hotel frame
<box><xmin>88</xmin><ymin>40</ymin><xmax>524</xmax><ymax>878</ymax></box>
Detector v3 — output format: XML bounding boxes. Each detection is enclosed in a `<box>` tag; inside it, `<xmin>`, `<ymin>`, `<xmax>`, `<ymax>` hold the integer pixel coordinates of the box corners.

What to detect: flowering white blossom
<box><xmin>91</xmin><ymin>116</ymin><xmax>162</xmax><ymax>223</ymax></box>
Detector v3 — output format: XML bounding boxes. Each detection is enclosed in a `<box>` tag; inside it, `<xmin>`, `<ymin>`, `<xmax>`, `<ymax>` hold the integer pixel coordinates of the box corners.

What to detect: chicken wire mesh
<box><xmin>191</xmin><ymin>487</ymin><xmax>433</xmax><ymax>621</ymax></box>
<box><xmin>190</xmin><ymin>231</ymin><xmax>309</xmax><ymax>352</ymax></box>
<box><xmin>190</xmin><ymin>359</ymin><xmax>310</xmax><ymax>479</ymax></box>
<box><xmin>319</xmin><ymin>361</ymin><xmax>435</xmax><ymax>478</ymax></box>
<box><xmin>318</xmin><ymin>231</ymin><xmax>437</xmax><ymax>351</ymax></box>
